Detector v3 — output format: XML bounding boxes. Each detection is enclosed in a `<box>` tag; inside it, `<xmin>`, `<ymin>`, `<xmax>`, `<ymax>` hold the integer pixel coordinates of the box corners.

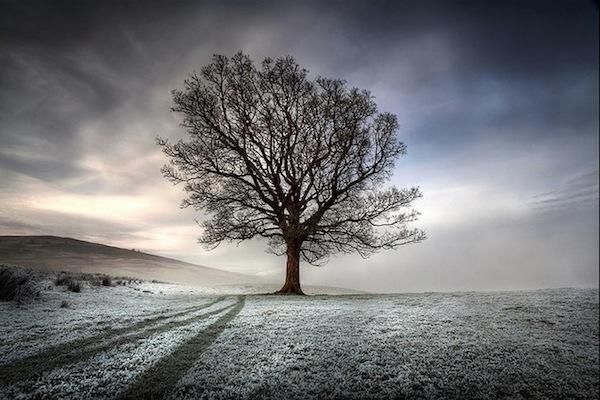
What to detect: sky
<box><xmin>0</xmin><ymin>0</ymin><xmax>598</xmax><ymax>292</ymax></box>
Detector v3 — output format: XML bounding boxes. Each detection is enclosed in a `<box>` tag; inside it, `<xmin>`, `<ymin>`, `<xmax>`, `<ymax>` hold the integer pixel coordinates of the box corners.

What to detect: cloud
<box><xmin>0</xmin><ymin>0</ymin><xmax>597</xmax><ymax>291</ymax></box>
<box><xmin>532</xmin><ymin>169</ymin><xmax>599</xmax><ymax>212</ymax></box>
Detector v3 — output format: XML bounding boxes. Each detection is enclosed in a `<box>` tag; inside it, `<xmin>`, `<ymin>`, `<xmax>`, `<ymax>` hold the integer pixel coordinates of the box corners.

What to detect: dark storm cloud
<box><xmin>332</xmin><ymin>1</ymin><xmax>598</xmax><ymax>149</ymax></box>
<box><xmin>324</xmin><ymin>0</ymin><xmax>597</xmax><ymax>78</ymax></box>
<box><xmin>1</xmin><ymin>1</ymin><xmax>596</xmax><ymax>177</ymax></box>
<box><xmin>1</xmin><ymin>0</ymin><xmax>201</xmax><ymax>182</ymax></box>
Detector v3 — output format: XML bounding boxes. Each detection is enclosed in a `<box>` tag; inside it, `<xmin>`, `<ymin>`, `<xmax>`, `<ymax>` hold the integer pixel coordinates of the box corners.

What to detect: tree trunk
<box><xmin>276</xmin><ymin>239</ymin><xmax>304</xmax><ymax>295</ymax></box>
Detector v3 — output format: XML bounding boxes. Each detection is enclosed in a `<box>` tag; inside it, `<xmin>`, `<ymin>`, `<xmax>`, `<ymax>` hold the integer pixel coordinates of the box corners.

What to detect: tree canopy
<box><xmin>159</xmin><ymin>52</ymin><xmax>425</xmax><ymax>293</ymax></box>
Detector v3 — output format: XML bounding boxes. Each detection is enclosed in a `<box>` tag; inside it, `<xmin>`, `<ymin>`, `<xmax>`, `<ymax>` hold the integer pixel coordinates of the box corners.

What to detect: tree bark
<box><xmin>276</xmin><ymin>239</ymin><xmax>304</xmax><ymax>295</ymax></box>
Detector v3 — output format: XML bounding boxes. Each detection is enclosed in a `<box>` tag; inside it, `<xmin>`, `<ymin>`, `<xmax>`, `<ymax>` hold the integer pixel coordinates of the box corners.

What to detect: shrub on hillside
<box><xmin>55</xmin><ymin>274</ymin><xmax>82</xmax><ymax>292</ymax></box>
<box><xmin>0</xmin><ymin>265</ymin><xmax>39</xmax><ymax>302</ymax></box>
<box><xmin>54</xmin><ymin>275</ymin><xmax>73</xmax><ymax>286</ymax></box>
<box><xmin>68</xmin><ymin>280</ymin><xmax>81</xmax><ymax>293</ymax></box>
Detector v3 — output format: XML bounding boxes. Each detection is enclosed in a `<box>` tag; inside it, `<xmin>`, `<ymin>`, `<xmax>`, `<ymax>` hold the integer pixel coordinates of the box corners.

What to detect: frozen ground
<box><xmin>0</xmin><ymin>274</ymin><xmax>597</xmax><ymax>399</ymax></box>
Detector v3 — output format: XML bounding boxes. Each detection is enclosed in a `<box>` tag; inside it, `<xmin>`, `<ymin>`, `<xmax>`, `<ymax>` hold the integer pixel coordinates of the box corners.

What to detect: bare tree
<box><xmin>159</xmin><ymin>52</ymin><xmax>425</xmax><ymax>295</ymax></box>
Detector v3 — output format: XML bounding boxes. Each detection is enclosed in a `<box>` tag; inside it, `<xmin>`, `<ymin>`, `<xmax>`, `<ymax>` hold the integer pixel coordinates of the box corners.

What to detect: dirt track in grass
<box><xmin>121</xmin><ymin>297</ymin><xmax>246</xmax><ymax>399</ymax></box>
<box><xmin>0</xmin><ymin>296</ymin><xmax>231</xmax><ymax>385</ymax></box>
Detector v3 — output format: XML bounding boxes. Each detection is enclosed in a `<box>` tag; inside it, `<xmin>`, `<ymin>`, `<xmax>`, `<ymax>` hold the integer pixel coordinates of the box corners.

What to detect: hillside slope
<box><xmin>0</xmin><ymin>236</ymin><xmax>258</xmax><ymax>287</ymax></box>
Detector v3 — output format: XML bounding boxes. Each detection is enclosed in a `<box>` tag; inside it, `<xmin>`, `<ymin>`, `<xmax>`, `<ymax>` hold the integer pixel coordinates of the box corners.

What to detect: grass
<box><xmin>54</xmin><ymin>272</ymin><xmax>137</xmax><ymax>291</ymax></box>
<box><xmin>54</xmin><ymin>275</ymin><xmax>74</xmax><ymax>286</ymax></box>
<box><xmin>54</xmin><ymin>275</ymin><xmax>81</xmax><ymax>292</ymax></box>
<box><xmin>122</xmin><ymin>298</ymin><xmax>245</xmax><ymax>400</ymax></box>
<box><xmin>0</xmin><ymin>297</ymin><xmax>230</xmax><ymax>386</ymax></box>
<box><xmin>2</xmin><ymin>265</ymin><xmax>145</xmax><ymax>300</ymax></box>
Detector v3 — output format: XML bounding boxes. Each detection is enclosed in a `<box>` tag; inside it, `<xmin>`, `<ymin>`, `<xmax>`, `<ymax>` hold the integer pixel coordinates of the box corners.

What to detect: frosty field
<box><xmin>0</xmin><ymin>279</ymin><xmax>598</xmax><ymax>399</ymax></box>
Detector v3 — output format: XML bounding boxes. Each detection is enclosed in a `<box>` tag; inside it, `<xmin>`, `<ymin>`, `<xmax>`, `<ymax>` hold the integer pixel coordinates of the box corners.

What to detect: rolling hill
<box><xmin>0</xmin><ymin>235</ymin><xmax>258</xmax><ymax>287</ymax></box>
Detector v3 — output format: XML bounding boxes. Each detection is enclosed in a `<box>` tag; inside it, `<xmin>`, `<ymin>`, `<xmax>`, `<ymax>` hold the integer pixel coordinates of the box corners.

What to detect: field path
<box><xmin>121</xmin><ymin>296</ymin><xmax>246</xmax><ymax>399</ymax></box>
<box><xmin>0</xmin><ymin>296</ymin><xmax>245</xmax><ymax>395</ymax></box>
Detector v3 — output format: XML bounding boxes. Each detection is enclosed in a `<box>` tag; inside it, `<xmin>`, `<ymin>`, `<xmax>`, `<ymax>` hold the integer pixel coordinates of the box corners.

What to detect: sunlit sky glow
<box><xmin>1</xmin><ymin>0</ymin><xmax>598</xmax><ymax>292</ymax></box>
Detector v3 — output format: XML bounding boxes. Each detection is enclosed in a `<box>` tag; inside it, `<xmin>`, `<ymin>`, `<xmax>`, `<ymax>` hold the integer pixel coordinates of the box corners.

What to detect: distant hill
<box><xmin>0</xmin><ymin>235</ymin><xmax>258</xmax><ymax>287</ymax></box>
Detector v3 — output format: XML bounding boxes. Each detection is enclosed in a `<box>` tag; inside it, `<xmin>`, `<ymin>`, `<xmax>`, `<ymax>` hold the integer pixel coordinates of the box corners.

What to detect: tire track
<box><xmin>4</xmin><ymin>296</ymin><xmax>225</xmax><ymax>352</ymax></box>
<box><xmin>0</xmin><ymin>296</ymin><xmax>230</xmax><ymax>386</ymax></box>
<box><xmin>120</xmin><ymin>296</ymin><xmax>246</xmax><ymax>400</ymax></box>
<box><xmin>9</xmin><ymin>296</ymin><xmax>219</xmax><ymax>346</ymax></box>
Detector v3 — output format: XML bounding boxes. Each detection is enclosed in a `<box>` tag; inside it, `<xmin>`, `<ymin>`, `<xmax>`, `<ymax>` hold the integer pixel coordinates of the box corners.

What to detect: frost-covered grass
<box><xmin>172</xmin><ymin>289</ymin><xmax>599</xmax><ymax>400</ymax></box>
<box><xmin>1</xmin><ymin>300</ymin><xmax>239</xmax><ymax>399</ymax></box>
<box><xmin>0</xmin><ymin>277</ymin><xmax>215</xmax><ymax>364</ymax></box>
<box><xmin>0</xmin><ymin>276</ymin><xmax>597</xmax><ymax>400</ymax></box>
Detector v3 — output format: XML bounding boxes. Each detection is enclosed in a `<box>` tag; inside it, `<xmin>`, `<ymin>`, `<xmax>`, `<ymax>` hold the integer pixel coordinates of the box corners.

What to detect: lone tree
<box><xmin>159</xmin><ymin>53</ymin><xmax>425</xmax><ymax>295</ymax></box>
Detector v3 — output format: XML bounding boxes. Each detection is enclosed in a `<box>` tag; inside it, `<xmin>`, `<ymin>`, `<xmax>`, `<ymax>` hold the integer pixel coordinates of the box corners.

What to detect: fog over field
<box><xmin>0</xmin><ymin>267</ymin><xmax>597</xmax><ymax>399</ymax></box>
<box><xmin>1</xmin><ymin>0</ymin><xmax>598</xmax><ymax>293</ymax></box>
